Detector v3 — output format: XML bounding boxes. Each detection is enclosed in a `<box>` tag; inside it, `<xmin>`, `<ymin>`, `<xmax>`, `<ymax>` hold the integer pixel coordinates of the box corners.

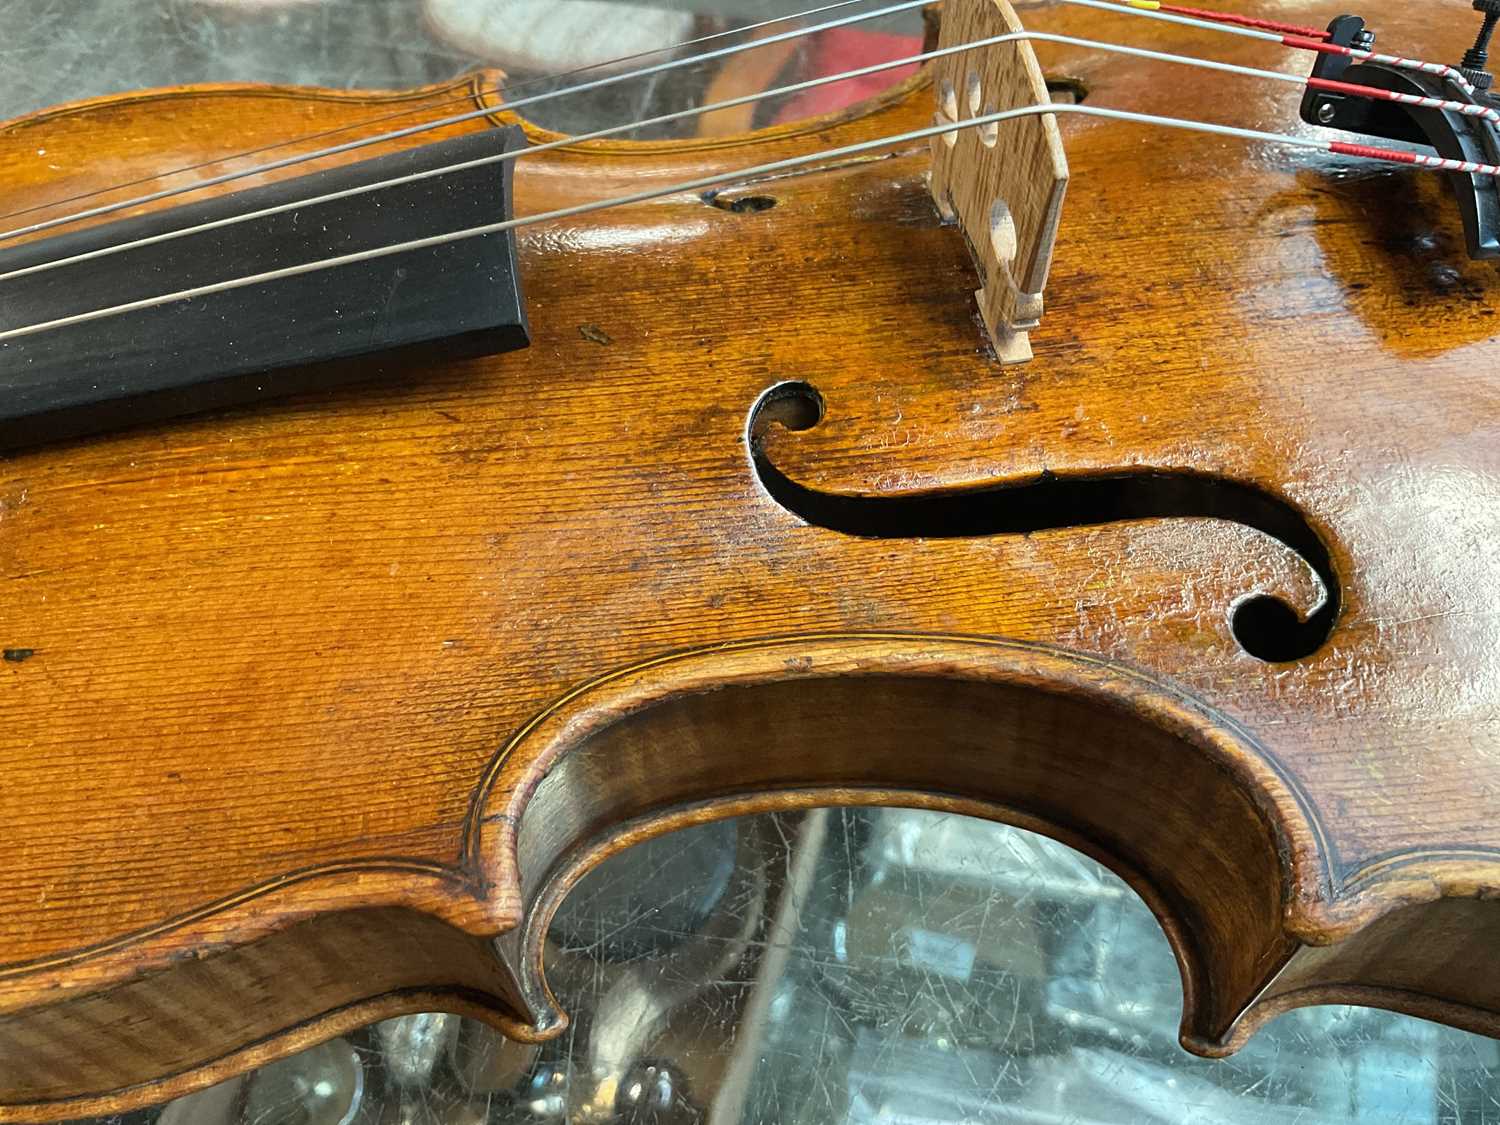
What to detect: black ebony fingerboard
<box><xmin>0</xmin><ymin>127</ymin><xmax>531</xmax><ymax>450</ymax></box>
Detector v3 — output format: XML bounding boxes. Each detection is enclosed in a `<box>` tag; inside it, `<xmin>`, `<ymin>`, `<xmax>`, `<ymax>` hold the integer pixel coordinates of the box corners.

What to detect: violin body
<box><xmin>1</xmin><ymin>3</ymin><xmax>1498</xmax><ymax>1118</ymax></box>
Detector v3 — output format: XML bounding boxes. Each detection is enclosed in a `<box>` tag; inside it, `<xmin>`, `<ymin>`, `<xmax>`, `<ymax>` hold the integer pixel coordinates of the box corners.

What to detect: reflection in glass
<box><xmin>70</xmin><ymin>808</ymin><xmax>1500</xmax><ymax>1124</ymax></box>
<box><xmin>0</xmin><ymin>0</ymin><xmax>924</xmax><ymax>140</ymax></box>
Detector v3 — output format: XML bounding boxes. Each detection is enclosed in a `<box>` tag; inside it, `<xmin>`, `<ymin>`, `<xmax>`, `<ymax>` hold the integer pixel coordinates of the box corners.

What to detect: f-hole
<box><xmin>747</xmin><ymin>382</ymin><xmax>1340</xmax><ymax>664</ymax></box>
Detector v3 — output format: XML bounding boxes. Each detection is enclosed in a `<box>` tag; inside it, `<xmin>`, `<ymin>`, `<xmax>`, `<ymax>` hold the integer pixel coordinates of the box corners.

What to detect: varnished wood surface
<box><xmin>1</xmin><ymin>2</ymin><xmax>1499</xmax><ymax>1117</ymax></box>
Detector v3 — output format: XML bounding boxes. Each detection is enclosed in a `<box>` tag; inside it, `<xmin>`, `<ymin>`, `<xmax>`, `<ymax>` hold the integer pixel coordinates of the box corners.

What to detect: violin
<box><xmin>2</xmin><ymin>0</ymin><xmax>1499</xmax><ymax>1118</ymax></box>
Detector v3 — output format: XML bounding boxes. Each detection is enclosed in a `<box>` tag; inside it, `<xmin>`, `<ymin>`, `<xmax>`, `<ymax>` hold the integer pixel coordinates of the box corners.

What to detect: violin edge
<box><xmin>3</xmin><ymin>3</ymin><xmax>1500</xmax><ymax>1111</ymax></box>
<box><xmin>0</xmin><ymin>71</ymin><xmax>514</xmax><ymax>151</ymax></box>
<box><xmin>8</xmin><ymin>631</ymin><xmax>1500</xmax><ymax>1121</ymax></box>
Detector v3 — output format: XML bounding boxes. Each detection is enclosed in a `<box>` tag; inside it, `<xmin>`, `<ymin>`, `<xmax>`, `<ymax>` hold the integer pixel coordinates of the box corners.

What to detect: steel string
<box><xmin>4</xmin><ymin>97</ymin><xmax>1493</xmax><ymax>346</ymax></box>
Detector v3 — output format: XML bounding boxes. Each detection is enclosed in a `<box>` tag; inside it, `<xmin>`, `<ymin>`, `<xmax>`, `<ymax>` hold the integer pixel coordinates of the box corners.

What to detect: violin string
<box><xmin>1065</xmin><ymin>0</ymin><xmax>1474</xmax><ymax>93</ymax></box>
<box><xmin>7</xmin><ymin>26</ymin><xmax>1479</xmax><ymax>288</ymax></box>
<box><xmin>1120</xmin><ymin>1</ymin><xmax>1328</xmax><ymax>40</ymax></box>
<box><xmin>5</xmin><ymin>99</ymin><xmax>1496</xmax><ymax>347</ymax></box>
<box><xmin>0</xmin><ymin>36</ymin><xmax>971</xmax><ymax>285</ymax></box>
<box><xmin>0</xmin><ymin>0</ymin><xmax>931</xmax><ymax>247</ymax></box>
<box><xmin>1065</xmin><ymin>0</ymin><xmax>1333</xmax><ymax>42</ymax></box>
<box><xmin>0</xmin><ymin>0</ymin><xmax>883</xmax><ymax>230</ymax></box>
<box><xmin>1289</xmin><ymin>37</ymin><xmax>1477</xmax><ymax>98</ymax></box>
<box><xmin>1</xmin><ymin>0</ymin><xmax>1457</xmax><ymax>250</ymax></box>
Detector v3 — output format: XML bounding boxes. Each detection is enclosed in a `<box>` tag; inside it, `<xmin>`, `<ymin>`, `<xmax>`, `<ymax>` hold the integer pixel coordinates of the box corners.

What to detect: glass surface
<box><xmin>63</xmin><ymin>809</ymin><xmax>1500</xmax><ymax>1125</ymax></box>
<box><xmin>0</xmin><ymin>0</ymin><xmax>923</xmax><ymax>137</ymax></box>
<box><xmin>6</xmin><ymin>1</ymin><xmax>1499</xmax><ymax>1120</ymax></box>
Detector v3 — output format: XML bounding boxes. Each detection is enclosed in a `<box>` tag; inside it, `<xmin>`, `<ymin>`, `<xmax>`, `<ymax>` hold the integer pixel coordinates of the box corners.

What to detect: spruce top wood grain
<box><xmin>1</xmin><ymin>1</ymin><xmax>1499</xmax><ymax>1119</ymax></box>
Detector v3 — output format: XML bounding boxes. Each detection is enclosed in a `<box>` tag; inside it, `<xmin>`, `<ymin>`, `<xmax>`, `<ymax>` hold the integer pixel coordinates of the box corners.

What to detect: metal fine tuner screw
<box><xmin>1463</xmin><ymin>0</ymin><xmax>1500</xmax><ymax>92</ymax></box>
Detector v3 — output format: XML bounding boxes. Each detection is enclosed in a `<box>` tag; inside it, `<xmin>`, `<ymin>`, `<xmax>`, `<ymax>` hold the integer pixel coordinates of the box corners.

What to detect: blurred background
<box><xmin>0</xmin><ymin>0</ymin><xmax>924</xmax><ymax>137</ymax></box>
<box><xmin>3</xmin><ymin>0</ymin><xmax>1499</xmax><ymax>1121</ymax></box>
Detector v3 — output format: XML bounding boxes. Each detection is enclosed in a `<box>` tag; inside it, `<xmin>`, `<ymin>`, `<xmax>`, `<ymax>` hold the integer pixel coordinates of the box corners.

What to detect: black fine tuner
<box><xmin>1299</xmin><ymin>5</ymin><xmax>1500</xmax><ymax>259</ymax></box>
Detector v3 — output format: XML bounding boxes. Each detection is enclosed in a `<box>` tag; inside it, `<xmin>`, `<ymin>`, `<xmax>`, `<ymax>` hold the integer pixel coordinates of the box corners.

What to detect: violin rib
<box><xmin>1</xmin><ymin>5</ymin><xmax>1500</xmax><ymax>1118</ymax></box>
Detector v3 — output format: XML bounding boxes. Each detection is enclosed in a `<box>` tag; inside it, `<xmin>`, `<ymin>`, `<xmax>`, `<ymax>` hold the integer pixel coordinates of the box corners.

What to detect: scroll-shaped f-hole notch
<box><xmin>748</xmin><ymin>383</ymin><xmax>1340</xmax><ymax>664</ymax></box>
